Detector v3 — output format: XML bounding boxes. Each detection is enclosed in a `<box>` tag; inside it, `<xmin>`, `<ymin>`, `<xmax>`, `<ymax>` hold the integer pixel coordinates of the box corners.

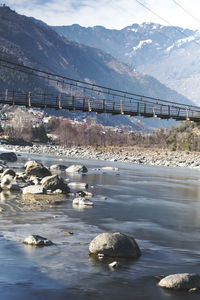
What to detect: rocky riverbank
<box><xmin>1</xmin><ymin>143</ymin><xmax>200</xmax><ymax>169</ymax></box>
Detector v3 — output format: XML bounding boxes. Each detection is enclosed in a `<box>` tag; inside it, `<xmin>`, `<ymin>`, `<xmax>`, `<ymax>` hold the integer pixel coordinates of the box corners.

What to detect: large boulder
<box><xmin>23</xmin><ymin>235</ymin><xmax>53</xmax><ymax>246</ymax></box>
<box><xmin>0</xmin><ymin>152</ymin><xmax>17</xmax><ymax>162</ymax></box>
<box><xmin>25</xmin><ymin>162</ymin><xmax>51</xmax><ymax>178</ymax></box>
<box><xmin>65</xmin><ymin>164</ymin><xmax>88</xmax><ymax>174</ymax></box>
<box><xmin>89</xmin><ymin>232</ymin><xmax>141</xmax><ymax>258</ymax></box>
<box><xmin>22</xmin><ymin>185</ymin><xmax>46</xmax><ymax>195</ymax></box>
<box><xmin>158</xmin><ymin>273</ymin><xmax>200</xmax><ymax>290</ymax></box>
<box><xmin>41</xmin><ymin>175</ymin><xmax>70</xmax><ymax>193</ymax></box>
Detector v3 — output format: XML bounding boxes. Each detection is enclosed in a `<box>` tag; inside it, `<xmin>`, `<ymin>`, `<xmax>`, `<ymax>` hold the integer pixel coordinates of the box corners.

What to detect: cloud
<box><xmin>3</xmin><ymin>0</ymin><xmax>200</xmax><ymax>30</ymax></box>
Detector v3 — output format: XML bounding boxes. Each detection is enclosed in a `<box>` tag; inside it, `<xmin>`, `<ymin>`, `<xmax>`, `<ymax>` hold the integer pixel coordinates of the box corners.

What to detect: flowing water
<box><xmin>1</xmin><ymin>152</ymin><xmax>200</xmax><ymax>299</ymax></box>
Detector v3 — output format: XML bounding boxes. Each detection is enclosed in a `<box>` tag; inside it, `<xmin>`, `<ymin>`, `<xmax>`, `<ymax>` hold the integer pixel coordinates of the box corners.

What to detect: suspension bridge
<box><xmin>1</xmin><ymin>57</ymin><xmax>200</xmax><ymax>122</ymax></box>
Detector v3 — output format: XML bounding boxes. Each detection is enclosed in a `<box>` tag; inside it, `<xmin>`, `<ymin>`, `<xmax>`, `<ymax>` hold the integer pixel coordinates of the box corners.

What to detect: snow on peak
<box><xmin>141</xmin><ymin>22</ymin><xmax>163</xmax><ymax>29</ymax></box>
<box><xmin>133</xmin><ymin>39</ymin><xmax>152</xmax><ymax>51</ymax></box>
<box><xmin>166</xmin><ymin>35</ymin><xmax>195</xmax><ymax>52</ymax></box>
<box><xmin>131</xmin><ymin>27</ymin><xmax>138</xmax><ymax>32</ymax></box>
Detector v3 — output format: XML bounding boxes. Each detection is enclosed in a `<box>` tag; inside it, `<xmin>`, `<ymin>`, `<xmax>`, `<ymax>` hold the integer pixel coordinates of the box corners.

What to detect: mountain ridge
<box><xmin>0</xmin><ymin>6</ymin><xmax>194</xmax><ymax>130</ymax></box>
<box><xmin>53</xmin><ymin>22</ymin><xmax>200</xmax><ymax>105</ymax></box>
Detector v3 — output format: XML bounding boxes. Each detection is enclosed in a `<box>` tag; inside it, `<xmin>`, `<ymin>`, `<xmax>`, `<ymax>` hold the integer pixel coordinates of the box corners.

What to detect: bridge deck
<box><xmin>1</xmin><ymin>90</ymin><xmax>200</xmax><ymax>122</ymax></box>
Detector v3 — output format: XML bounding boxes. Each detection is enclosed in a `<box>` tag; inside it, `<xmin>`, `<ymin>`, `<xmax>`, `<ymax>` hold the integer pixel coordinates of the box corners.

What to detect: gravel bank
<box><xmin>1</xmin><ymin>144</ymin><xmax>200</xmax><ymax>169</ymax></box>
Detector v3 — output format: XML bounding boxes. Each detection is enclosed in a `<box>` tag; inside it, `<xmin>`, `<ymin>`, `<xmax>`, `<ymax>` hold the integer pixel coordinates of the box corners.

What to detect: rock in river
<box><xmin>89</xmin><ymin>232</ymin><xmax>141</xmax><ymax>258</ymax></box>
<box><xmin>50</xmin><ymin>164</ymin><xmax>66</xmax><ymax>171</ymax></box>
<box><xmin>109</xmin><ymin>261</ymin><xmax>120</xmax><ymax>269</ymax></box>
<box><xmin>22</xmin><ymin>185</ymin><xmax>46</xmax><ymax>195</ymax></box>
<box><xmin>65</xmin><ymin>164</ymin><xmax>88</xmax><ymax>174</ymax></box>
<box><xmin>158</xmin><ymin>273</ymin><xmax>200</xmax><ymax>291</ymax></box>
<box><xmin>41</xmin><ymin>175</ymin><xmax>70</xmax><ymax>193</ymax></box>
<box><xmin>0</xmin><ymin>152</ymin><xmax>17</xmax><ymax>162</ymax></box>
<box><xmin>23</xmin><ymin>235</ymin><xmax>53</xmax><ymax>246</ymax></box>
<box><xmin>25</xmin><ymin>162</ymin><xmax>51</xmax><ymax>178</ymax></box>
<box><xmin>73</xmin><ymin>197</ymin><xmax>94</xmax><ymax>207</ymax></box>
<box><xmin>1</xmin><ymin>174</ymin><xmax>20</xmax><ymax>191</ymax></box>
<box><xmin>1</xmin><ymin>168</ymin><xmax>16</xmax><ymax>179</ymax></box>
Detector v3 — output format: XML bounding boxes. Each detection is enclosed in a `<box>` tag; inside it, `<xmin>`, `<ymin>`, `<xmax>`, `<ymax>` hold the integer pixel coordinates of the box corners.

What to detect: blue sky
<box><xmin>3</xmin><ymin>0</ymin><xmax>200</xmax><ymax>30</ymax></box>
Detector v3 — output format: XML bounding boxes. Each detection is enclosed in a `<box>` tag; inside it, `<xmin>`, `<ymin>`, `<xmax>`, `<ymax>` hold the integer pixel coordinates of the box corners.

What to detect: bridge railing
<box><xmin>0</xmin><ymin>90</ymin><xmax>200</xmax><ymax>122</ymax></box>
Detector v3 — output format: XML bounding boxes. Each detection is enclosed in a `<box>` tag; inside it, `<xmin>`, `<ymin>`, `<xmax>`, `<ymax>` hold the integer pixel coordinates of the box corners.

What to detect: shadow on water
<box><xmin>0</xmin><ymin>236</ymin><xmax>78</xmax><ymax>300</ymax></box>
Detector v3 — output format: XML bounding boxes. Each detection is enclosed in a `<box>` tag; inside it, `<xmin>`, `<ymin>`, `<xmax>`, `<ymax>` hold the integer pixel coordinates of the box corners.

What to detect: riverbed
<box><xmin>0</xmin><ymin>152</ymin><xmax>200</xmax><ymax>299</ymax></box>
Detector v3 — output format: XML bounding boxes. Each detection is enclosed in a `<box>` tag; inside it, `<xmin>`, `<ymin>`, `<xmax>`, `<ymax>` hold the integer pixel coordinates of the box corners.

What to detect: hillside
<box><xmin>53</xmin><ymin>23</ymin><xmax>200</xmax><ymax>105</ymax></box>
<box><xmin>0</xmin><ymin>6</ymin><xmax>194</xmax><ymax>130</ymax></box>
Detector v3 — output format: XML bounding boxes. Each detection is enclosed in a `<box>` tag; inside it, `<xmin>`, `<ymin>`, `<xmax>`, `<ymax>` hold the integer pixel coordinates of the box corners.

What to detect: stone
<box><xmin>0</xmin><ymin>152</ymin><xmax>17</xmax><ymax>162</ymax></box>
<box><xmin>25</xmin><ymin>162</ymin><xmax>51</xmax><ymax>178</ymax></box>
<box><xmin>41</xmin><ymin>175</ymin><xmax>70</xmax><ymax>193</ymax></box>
<box><xmin>23</xmin><ymin>235</ymin><xmax>53</xmax><ymax>246</ymax></box>
<box><xmin>10</xmin><ymin>184</ymin><xmax>21</xmax><ymax>191</ymax></box>
<box><xmin>29</xmin><ymin>176</ymin><xmax>40</xmax><ymax>185</ymax></box>
<box><xmin>1</xmin><ymin>168</ymin><xmax>16</xmax><ymax>179</ymax></box>
<box><xmin>52</xmin><ymin>189</ymin><xmax>63</xmax><ymax>194</ymax></box>
<box><xmin>97</xmin><ymin>253</ymin><xmax>105</xmax><ymax>259</ymax></box>
<box><xmin>50</xmin><ymin>164</ymin><xmax>66</xmax><ymax>171</ymax></box>
<box><xmin>24</xmin><ymin>160</ymin><xmax>38</xmax><ymax>168</ymax></box>
<box><xmin>102</xmin><ymin>167</ymin><xmax>119</xmax><ymax>171</ymax></box>
<box><xmin>73</xmin><ymin>197</ymin><xmax>94</xmax><ymax>206</ymax></box>
<box><xmin>109</xmin><ymin>261</ymin><xmax>120</xmax><ymax>269</ymax></box>
<box><xmin>22</xmin><ymin>185</ymin><xmax>46</xmax><ymax>194</ymax></box>
<box><xmin>65</xmin><ymin>164</ymin><xmax>88</xmax><ymax>174</ymax></box>
<box><xmin>158</xmin><ymin>273</ymin><xmax>200</xmax><ymax>290</ymax></box>
<box><xmin>1</xmin><ymin>174</ymin><xmax>20</xmax><ymax>191</ymax></box>
<box><xmin>76</xmin><ymin>191</ymin><xmax>93</xmax><ymax>197</ymax></box>
<box><xmin>68</xmin><ymin>182</ymin><xmax>88</xmax><ymax>190</ymax></box>
<box><xmin>89</xmin><ymin>232</ymin><xmax>141</xmax><ymax>258</ymax></box>
<box><xmin>76</xmin><ymin>191</ymin><xmax>87</xmax><ymax>197</ymax></box>
<box><xmin>188</xmin><ymin>288</ymin><xmax>198</xmax><ymax>293</ymax></box>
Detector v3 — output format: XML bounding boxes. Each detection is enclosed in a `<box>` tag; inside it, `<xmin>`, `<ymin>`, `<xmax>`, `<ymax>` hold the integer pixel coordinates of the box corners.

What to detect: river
<box><xmin>0</xmin><ymin>152</ymin><xmax>200</xmax><ymax>299</ymax></box>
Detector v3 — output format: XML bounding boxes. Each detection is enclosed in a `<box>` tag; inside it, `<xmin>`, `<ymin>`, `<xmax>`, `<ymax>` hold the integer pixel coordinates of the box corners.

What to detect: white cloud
<box><xmin>3</xmin><ymin>0</ymin><xmax>200</xmax><ymax>30</ymax></box>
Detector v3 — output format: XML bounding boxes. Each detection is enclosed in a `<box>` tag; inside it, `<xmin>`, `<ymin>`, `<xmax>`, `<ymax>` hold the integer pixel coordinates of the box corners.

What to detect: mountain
<box><xmin>0</xmin><ymin>6</ymin><xmax>193</xmax><ymax>130</ymax></box>
<box><xmin>53</xmin><ymin>23</ymin><xmax>200</xmax><ymax>105</ymax></box>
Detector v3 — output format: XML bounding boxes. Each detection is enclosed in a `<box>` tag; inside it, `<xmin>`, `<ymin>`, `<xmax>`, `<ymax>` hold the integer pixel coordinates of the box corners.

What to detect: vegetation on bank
<box><xmin>2</xmin><ymin>107</ymin><xmax>200</xmax><ymax>151</ymax></box>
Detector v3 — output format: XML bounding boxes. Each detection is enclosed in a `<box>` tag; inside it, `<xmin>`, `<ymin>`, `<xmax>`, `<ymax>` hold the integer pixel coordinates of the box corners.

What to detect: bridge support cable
<box><xmin>1</xmin><ymin>56</ymin><xmax>200</xmax><ymax>112</ymax></box>
<box><xmin>0</xmin><ymin>56</ymin><xmax>200</xmax><ymax>121</ymax></box>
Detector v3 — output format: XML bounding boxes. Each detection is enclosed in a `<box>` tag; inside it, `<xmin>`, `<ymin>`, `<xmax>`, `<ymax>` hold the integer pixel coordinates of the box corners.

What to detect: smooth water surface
<box><xmin>1</xmin><ymin>152</ymin><xmax>200</xmax><ymax>299</ymax></box>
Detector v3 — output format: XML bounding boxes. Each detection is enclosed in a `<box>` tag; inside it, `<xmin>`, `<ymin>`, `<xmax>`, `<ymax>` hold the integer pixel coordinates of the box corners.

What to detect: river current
<box><xmin>0</xmin><ymin>152</ymin><xmax>200</xmax><ymax>299</ymax></box>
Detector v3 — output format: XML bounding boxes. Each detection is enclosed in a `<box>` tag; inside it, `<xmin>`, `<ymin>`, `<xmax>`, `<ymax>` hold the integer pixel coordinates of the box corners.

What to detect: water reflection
<box><xmin>72</xmin><ymin>202</ymin><xmax>94</xmax><ymax>212</ymax></box>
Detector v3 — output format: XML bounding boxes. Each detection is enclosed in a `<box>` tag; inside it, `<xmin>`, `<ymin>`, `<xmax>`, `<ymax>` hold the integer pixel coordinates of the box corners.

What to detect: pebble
<box><xmin>64</xmin><ymin>231</ymin><xmax>73</xmax><ymax>235</ymax></box>
<box><xmin>1</xmin><ymin>144</ymin><xmax>200</xmax><ymax>169</ymax></box>
<box><xmin>109</xmin><ymin>261</ymin><xmax>120</xmax><ymax>269</ymax></box>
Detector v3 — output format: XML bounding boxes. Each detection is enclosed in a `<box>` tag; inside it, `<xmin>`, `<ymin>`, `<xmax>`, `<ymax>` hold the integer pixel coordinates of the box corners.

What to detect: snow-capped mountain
<box><xmin>53</xmin><ymin>23</ymin><xmax>200</xmax><ymax>105</ymax></box>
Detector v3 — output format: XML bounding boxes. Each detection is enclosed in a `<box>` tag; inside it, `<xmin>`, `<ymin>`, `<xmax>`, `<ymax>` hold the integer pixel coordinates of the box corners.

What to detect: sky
<box><xmin>3</xmin><ymin>0</ymin><xmax>200</xmax><ymax>30</ymax></box>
